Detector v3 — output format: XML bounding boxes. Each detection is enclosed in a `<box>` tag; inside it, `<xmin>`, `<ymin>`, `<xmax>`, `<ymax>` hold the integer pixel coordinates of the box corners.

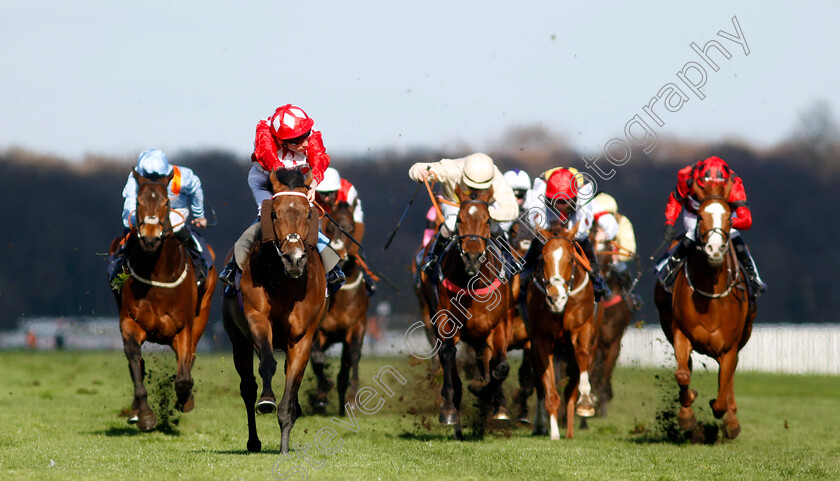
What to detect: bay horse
<box><xmin>587</xmin><ymin>227</ymin><xmax>636</xmax><ymax>420</ymax></box>
<box><xmin>654</xmin><ymin>177</ymin><xmax>756</xmax><ymax>439</ymax></box>
<box><xmin>527</xmin><ymin>222</ymin><xmax>598</xmax><ymax>440</ymax></box>
<box><xmin>430</xmin><ymin>185</ymin><xmax>513</xmax><ymax>439</ymax></box>
<box><xmin>111</xmin><ymin>170</ymin><xmax>216</xmax><ymax>431</ymax></box>
<box><xmin>222</xmin><ymin>168</ymin><xmax>328</xmax><ymax>453</ymax></box>
<box><xmin>309</xmin><ymin>201</ymin><xmax>368</xmax><ymax>415</ymax></box>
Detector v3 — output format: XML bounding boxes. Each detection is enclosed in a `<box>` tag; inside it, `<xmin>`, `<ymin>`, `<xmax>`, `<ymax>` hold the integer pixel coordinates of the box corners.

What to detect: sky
<box><xmin>1</xmin><ymin>0</ymin><xmax>838</xmax><ymax>162</ymax></box>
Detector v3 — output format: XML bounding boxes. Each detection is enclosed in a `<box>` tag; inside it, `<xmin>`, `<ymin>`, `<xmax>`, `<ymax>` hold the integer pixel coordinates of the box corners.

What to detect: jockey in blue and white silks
<box><xmin>121</xmin><ymin>149</ymin><xmax>205</xmax><ymax>232</ymax></box>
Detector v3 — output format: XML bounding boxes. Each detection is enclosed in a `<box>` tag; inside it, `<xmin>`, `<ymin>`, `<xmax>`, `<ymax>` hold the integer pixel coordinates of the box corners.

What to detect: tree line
<box><xmin>0</xmin><ymin>133</ymin><xmax>837</xmax><ymax>332</ymax></box>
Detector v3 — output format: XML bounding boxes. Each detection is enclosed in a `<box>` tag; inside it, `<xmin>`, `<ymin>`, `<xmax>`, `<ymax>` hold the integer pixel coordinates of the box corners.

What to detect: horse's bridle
<box><xmin>533</xmin><ymin>235</ymin><xmax>589</xmax><ymax>299</ymax></box>
<box><xmin>454</xmin><ymin>199</ymin><xmax>493</xmax><ymax>259</ymax></box>
<box><xmin>694</xmin><ymin>194</ymin><xmax>731</xmax><ymax>251</ymax></box>
<box><xmin>270</xmin><ymin>191</ymin><xmax>311</xmax><ymax>258</ymax></box>
<box><xmin>133</xmin><ymin>177</ymin><xmax>183</xmax><ymax>236</ymax></box>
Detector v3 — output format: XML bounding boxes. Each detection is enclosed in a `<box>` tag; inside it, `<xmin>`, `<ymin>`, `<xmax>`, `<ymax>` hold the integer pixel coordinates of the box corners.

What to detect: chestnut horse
<box><xmin>654</xmin><ymin>178</ymin><xmax>756</xmax><ymax>439</ymax></box>
<box><xmin>222</xmin><ymin>168</ymin><xmax>328</xmax><ymax>453</ymax></box>
<box><xmin>111</xmin><ymin>170</ymin><xmax>216</xmax><ymax>431</ymax></box>
<box><xmin>430</xmin><ymin>186</ymin><xmax>513</xmax><ymax>439</ymax></box>
<box><xmin>527</xmin><ymin>222</ymin><xmax>598</xmax><ymax>440</ymax></box>
<box><xmin>310</xmin><ymin>201</ymin><xmax>368</xmax><ymax>415</ymax></box>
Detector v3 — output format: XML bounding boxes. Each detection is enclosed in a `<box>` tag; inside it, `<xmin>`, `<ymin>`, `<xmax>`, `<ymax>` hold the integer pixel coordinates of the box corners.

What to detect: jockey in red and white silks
<box><xmin>656</xmin><ymin>156</ymin><xmax>765</xmax><ymax>297</ymax></box>
<box><xmin>315</xmin><ymin>167</ymin><xmax>365</xmax><ymax>224</ymax></box>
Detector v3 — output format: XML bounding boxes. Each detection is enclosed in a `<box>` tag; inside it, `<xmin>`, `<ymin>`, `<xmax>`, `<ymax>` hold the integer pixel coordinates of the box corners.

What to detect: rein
<box><xmin>268</xmin><ymin>191</ymin><xmax>315</xmax><ymax>257</ymax></box>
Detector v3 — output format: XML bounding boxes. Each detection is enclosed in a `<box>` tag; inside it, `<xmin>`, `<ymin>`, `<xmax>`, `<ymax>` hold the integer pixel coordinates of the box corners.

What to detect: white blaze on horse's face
<box><xmin>468</xmin><ymin>205</ymin><xmax>478</xmax><ymax>216</ymax></box>
<box><xmin>545</xmin><ymin>246</ymin><xmax>569</xmax><ymax>313</ymax></box>
<box><xmin>703</xmin><ymin>202</ymin><xmax>728</xmax><ymax>263</ymax></box>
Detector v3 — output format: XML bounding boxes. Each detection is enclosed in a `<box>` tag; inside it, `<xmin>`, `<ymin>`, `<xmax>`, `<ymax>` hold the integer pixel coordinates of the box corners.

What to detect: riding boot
<box><xmin>613</xmin><ymin>263</ymin><xmax>642</xmax><ymax>310</ymax></box>
<box><xmin>732</xmin><ymin>236</ymin><xmax>766</xmax><ymax>298</ymax></box>
<box><xmin>107</xmin><ymin>246</ymin><xmax>128</xmax><ymax>289</ymax></box>
<box><xmin>493</xmin><ymin>230</ymin><xmax>524</xmax><ymax>277</ymax></box>
<box><xmin>658</xmin><ymin>236</ymin><xmax>695</xmax><ymax>286</ymax></box>
<box><xmin>326</xmin><ymin>265</ymin><xmax>346</xmax><ymax>293</ymax></box>
<box><xmin>578</xmin><ymin>237</ymin><xmax>610</xmax><ymax>302</ymax></box>
<box><xmin>218</xmin><ymin>257</ymin><xmax>239</xmax><ymax>288</ymax></box>
<box><xmin>421</xmin><ymin>232</ymin><xmax>447</xmax><ymax>276</ymax></box>
<box><xmin>176</xmin><ymin>228</ymin><xmax>206</xmax><ymax>286</ymax></box>
<box><xmin>320</xmin><ymin>246</ymin><xmax>346</xmax><ymax>293</ymax></box>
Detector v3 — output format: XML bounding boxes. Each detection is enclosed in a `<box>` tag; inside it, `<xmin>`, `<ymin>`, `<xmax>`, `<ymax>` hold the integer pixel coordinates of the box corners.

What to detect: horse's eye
<box><xmin>271</xmin><ymin>212</ymin><xmax>277</xmax><ymax>219</ymax></box>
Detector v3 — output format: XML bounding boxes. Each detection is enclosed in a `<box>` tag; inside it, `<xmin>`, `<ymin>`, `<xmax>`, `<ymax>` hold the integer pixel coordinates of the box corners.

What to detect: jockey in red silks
<box><xmin>219</xmin><ymin>104</ymin><xmax>345</xmax><ymax>289</ymax></box>
<box><xmin>655</xmin><ymin>156</ymin><xmax>766</xmax><ymax>297</ymax></box>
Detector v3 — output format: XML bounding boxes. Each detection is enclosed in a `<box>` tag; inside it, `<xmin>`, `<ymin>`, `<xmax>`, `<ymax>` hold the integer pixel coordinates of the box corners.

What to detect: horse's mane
<box><xmin>273</xmin><ymin>168</ymin><xmax>308</xmax><ymax>190</ymax></box>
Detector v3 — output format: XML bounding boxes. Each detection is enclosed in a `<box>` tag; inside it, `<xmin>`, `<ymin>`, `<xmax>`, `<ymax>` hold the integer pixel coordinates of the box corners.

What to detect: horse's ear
<box><xmin>484</xmin><ymin>185</ymin><xmax>495</xmax><ymax>202</ymax></box>
<box><xmin>132</xmin><ymin>169</ymin><xmax>141</xmax><ymax>183</ymax></box>
<box><xmin>455</xmin><ymin>184</ymin><xmax>464</xmax><ymax>201</ymax></box>
<box><xmin>269</xmin><ymin>170</ymin><xmax>283</xmax><ymax>193</ymax></box>
<box><xmin>165</xmin><ymin>170</ymin><xmax>175</xmax><ymax>186</ymax></box>
<box><xmin>692</xmin><ymin>179</ymin><xmax>709</xmax><ymax>200</ymax></box>
<box><xmin>722</xmin><ymin>176</ymin><xmax>734</xmax><ymax>200</ymax></box>
<box><xmin>567</xmin><ymin>219</ymin><xmax>580</xmax><ymax>239</ymax></box>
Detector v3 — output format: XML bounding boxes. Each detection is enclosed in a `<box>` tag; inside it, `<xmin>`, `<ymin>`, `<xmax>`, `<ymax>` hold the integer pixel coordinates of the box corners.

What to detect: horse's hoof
<box><xmin>723</xmin><ymin>413</ymin><xmax>741</xmax><ymax>439</ymax></box>
<box><xmin>177</xmin><ymin>394</ymin><xmax>195</xmax><ymax>413</ymax></box>
<box><xmin>678</xmin><ymin>407</ymin><xmax>697</xmax><ymax>431</ymax></box>
<box><xmin>492</xmin><ymin>407</ymin><xmax>511</xmax><ymax>421</ymax></box>
<box><xmin>576</xmin><ymin>394</ymin><xmax>597</xmax><ymax>418</ymax></box>
<box><xmin>247</xmin><ymin>439</ymin><xmax>262</xmax><ymax>453</ymax></box>
<box><xmin>138</xmin><ymin>413</ymin><xmax>157</xmax><ymax>432</ymax></box>
<box><xmin>439</xmin><ymin>411</ymin><xmax>460</xmax><ymax>426</ymax></box>
<box><xmin>532</xmin><ymin>425</ymin><xmax>549</xmax><ymax>436</ymax></box>
<box><xmin>314</xmin><ymin>397</ymin><xmax>328</xmax><ymax>409</ymax></box>
<box><xmin>517</xmin><ymin>416</ymin><xmax>532</xmax><ymax>425</ymax></box>
<box><xmin>709</xmin><ymin>398</ymin><xmax>726</xmax><ymax>419</ymax></box>
<box><xmin>467</xmin><ymin>381</ymin><xmax>484</xmax><ymax>397</ymax></box>
<box><xmin>127</xmin><ymin>411</ymin><xmax>139</xmax><ymax>424</ymax></box>
<box><xmin>256</xmin><ymin>398</ymin><xmax>277</xmax><ymax>415</ymax></box>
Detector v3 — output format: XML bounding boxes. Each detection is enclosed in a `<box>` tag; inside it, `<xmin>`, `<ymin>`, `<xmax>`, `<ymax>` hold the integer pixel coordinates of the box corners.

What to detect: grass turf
<box><xmin>0</xmin><ymin>350</ymin><xmax>838</xmax><ymax>480</ymax></box>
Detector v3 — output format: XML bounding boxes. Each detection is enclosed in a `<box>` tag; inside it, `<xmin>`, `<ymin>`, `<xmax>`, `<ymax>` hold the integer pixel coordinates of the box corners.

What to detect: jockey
<box><xmin>315</xmin><ymin>167</ymin><xmax>375</xmax><ymax>295</ymax></box>
<box><xmin>591</xmin><ymin>192</ymin><xmax>642</xmax><ymax>310</ymax></box>
<box><xmin>218</xmin><ymin>104</ymin><xmax>345</xmax><ymax>290</ymax></box>
<box><xmin>656</xmin><ymin>156</ymin><xmax>766</xmax><ymax>297</ymax></box>
<box><xmin>409</xmin><ymin>153</ymin><xmax>518</xmax><ymax>275</ymax></box>
<box><xmin>521</xmin><ymin>167</ymin><xmax>613</xmax><ymax>301</ymax></box>
<box><xmin>503</xmin><ymin>168</ymin><xmax>531</xmax><ymax>212</ymax></box>
<box><xmin>110</xmin><ymin>149</ymin><xmax>213</xmax><ymax>286</ymax></box>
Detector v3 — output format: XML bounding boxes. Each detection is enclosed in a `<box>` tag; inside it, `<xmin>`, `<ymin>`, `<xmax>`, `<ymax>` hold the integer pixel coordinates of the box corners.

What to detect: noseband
<box><xmin>270</xmin><ymin>191</ymin><xmax>311</xmax><ymax>257</ymax></box>
<box><xmin>695</xmin><ymin>195</ymin><xmax>731</xmax><ymax>251</ymax></box>
<box><xmin>534</xmin><ymin>236</ymin><xmax>589</xmax><ymax>298</ymax></box>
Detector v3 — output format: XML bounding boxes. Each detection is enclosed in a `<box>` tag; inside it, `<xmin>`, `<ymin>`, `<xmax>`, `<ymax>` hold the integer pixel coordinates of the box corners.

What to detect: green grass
<box><xmin>0</xmin><ymin>350</ymin><xmax>838</xmax><ymax>481</ymax></box>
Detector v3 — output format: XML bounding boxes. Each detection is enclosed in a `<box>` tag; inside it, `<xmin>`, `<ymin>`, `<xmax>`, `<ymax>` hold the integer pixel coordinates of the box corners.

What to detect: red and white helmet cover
<box><xmin>269</xmin><ymin>104</ymin><xmax>314</xmax><ymax>140</ymax></box>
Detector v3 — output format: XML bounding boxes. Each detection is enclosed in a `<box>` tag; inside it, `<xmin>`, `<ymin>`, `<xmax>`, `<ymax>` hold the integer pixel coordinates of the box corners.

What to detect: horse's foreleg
<box><xmin>309</xmin><ymin>332</ymin><xmax>330</xmax><ymax>412</ymax></box>
<box><xmin>531</xmin><ymin>337</ymin><xmax>560</xmax><ymax>439</ymax></box>
<box><xmin>570</xmin><ymin>324</ymin><xmax>596</xmax><ymax>421</ymax></box>
<box><xmin>278</xmin><ymin>337</ymin><xmax>314</xmax><ymax>454</ymax></box>
<box><xmin>672</xmin><ymin>328</ymin><xmax>697</xmax><ymax>431</ymax></box>
<box><xmin>254</xmin><ymin>333</ymin><xmax>278</xmax><ymax>415</ymax></box>
<box><xmin>562</xmin><ymin>357</ymin><xmax>581</xmax><ymax>439</ymax></box>
<box><xmin>339</xmin><ymin>325</ymin><xmax>364</xmax><ymax>415</ymax></box>
<box><xmin>438</xmin><ymin>340</ymin><xmax>461</xmax><ymax>430</ymax></box>
<box><xmin>121</xmin><ymin>318</ymin><xmax>155</xmax><ymax>431</ymax></box>
<box><xmin>513</xmin><ymin>344</ymin><xmax>535</xmax><ymax>423</ymax></box>
<box><xmin>190</xmin><ymin>277</ymin><xmax>215</xmax><ymax>354</ymax></box>
<box><xmin>597</xmin><ymin>336</ymin><xmax>623</xmax><ymax>417</ymax></box>
<box><xmin>226</xmin><ymin>318</ymin><xmax>261</xmax><ymax>453</ymax></box>
<box><xmin>488</xmin><ymin>327</ymin><xmax>511</xmax><ymax>421</ymax></box>
<box><xmin>713</xmin><ymin>349</ymin><xmax>741</xmax><ymax>439</ymax></box>
<box><xmin>172</xmin><ymin>327</ymin><xmax>195</xmax><ymax>413</ymax></box>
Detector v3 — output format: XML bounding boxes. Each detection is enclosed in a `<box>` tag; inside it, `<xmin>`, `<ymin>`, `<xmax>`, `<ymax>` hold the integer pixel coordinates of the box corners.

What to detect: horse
<box><xmin>110</xmin><ymin>170</ymin><xmax>216</xmax><ymax>431</ymax></box>
<box><xmin>586</xmin><ymin>227</ymin><xmax>636</xmax><ymax>420</ymax></box>
<box><xmin>222</xmin><ymin>168</ymin><xmax>328</xmax><ymax>453</ymax></box>
<box><xmin>309</xmin><ymin>201</ymin><xmax>368</xmax><ymax>415</ymax></box>
<box><xmin>426</xmin><ymin>185</ymin><xmax>514</xmax><ymax>439</ymax></box>
<box><xmin>526</xmin><ymin>221</ymin><xmax>599</xmax><ymax>440</ymax></box>
<box><xmin>653</xmin><ymin>177</ymin><xmax>756</xmax><ymax>439</ymax></box>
